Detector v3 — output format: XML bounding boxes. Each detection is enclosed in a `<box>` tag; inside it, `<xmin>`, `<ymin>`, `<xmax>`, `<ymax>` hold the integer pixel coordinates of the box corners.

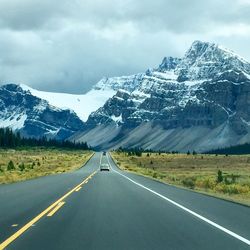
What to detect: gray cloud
<box><xmin>0</xmin><ymin>0</ymin><xmax>250</xmax><ymax>93</ymax></box>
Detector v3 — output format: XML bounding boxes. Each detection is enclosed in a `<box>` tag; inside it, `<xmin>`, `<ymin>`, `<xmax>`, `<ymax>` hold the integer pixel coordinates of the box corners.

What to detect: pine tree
<box><xmin>18</xmin><ymin>163</ymin><xmax>25</xmax><ymax>171</ymax></box>
<box><xmin>7</xmin><ymin>160</ymin><xmax>15</xmax><ymax>171</ymax></box>
<box><xmin>217</xmin><ymin>170</ymin><xmax>223</xmax><ymax>183</ymax></box>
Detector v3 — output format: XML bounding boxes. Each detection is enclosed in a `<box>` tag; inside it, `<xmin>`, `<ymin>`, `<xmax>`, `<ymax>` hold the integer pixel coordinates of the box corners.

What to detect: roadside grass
<box><xmin>0</xmin><ymin>147</ymin><xmax>93</xmax><ymax>184</ymax></box>
<box><xmin>111</xmin><ymin>152</ymin><xmax>250</xmax><ymax>206</ymax></box>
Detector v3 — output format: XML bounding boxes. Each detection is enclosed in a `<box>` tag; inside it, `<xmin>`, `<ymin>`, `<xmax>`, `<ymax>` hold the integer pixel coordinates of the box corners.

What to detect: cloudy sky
<box><xmin>0</xmin><ymin>0</ymin><xmax>250</xmax><ymax>93</ymax></box>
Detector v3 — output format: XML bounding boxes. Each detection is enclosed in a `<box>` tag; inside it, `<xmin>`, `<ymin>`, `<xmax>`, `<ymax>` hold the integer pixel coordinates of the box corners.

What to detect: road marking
<box><xmin>107</xmin><ymin>154</ymin><xmax>250</xmax><ymax>246</ymax></box>
<box><xmin>47</xmin><ymin>202</ymin><xmax>65</xmax><ymax>217</ymax></box>
<box><xmin>0</xmin><ymin>170</ymin><xmax>97</xmax><ymax>250</ymax></box>
<box><xmin>75</xmin><ymin>186</ymin><xmax>82</xmax><ymax>192</ymax></box>
<box><xmin>99</xmin><ymin>154</ymin><xmax>103</xmax><ymax>170</ymax></box>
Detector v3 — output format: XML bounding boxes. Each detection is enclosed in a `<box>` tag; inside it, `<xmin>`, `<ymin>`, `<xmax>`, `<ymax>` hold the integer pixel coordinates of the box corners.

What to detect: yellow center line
<box><xmin>0</xmin><ymin>170</ymin><xmax>97</xmax><ymax>250</ymax></box>
<box><xmin>47</xmin><ymin>202</ymin><xmax>65</xmax><ymax>217</ymax></box>
<box><xmin>75</xmin><ymin>186</ymin><xmax>82</xmax><ymax>192</ymax></box>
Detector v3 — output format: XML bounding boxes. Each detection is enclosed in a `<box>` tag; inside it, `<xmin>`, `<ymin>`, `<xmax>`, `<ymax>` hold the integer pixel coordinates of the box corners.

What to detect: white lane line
<box><xmin>107</xmin><ymin>154</ymin><xmax>250</xmax><ymax>246</ymax></box>
<box><xmin>99</xmin><ymin>153</ymin><xmax>103</xmax><ymax>169</ymax></box>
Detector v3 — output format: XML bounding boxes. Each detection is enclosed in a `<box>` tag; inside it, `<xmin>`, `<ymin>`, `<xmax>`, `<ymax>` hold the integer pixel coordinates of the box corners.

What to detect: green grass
<box><xmin>111</xmin><ymin>152</ymin><xmax>250</xmax><ymax>206</ymax></box>
<box><xmin>0</xmin><ymin>147</ymin><xmax>93</xmax><ymax>184</ymax></box>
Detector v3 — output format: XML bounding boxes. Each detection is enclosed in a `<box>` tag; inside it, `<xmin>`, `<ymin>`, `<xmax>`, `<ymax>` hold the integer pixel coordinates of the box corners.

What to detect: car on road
<box><xmin>100</xmin><ymin>163</ymin><xmax>110</xmax><ymax>171</ymax></box>
<box><xmin>103</xmin><ymin>151</ymin><xmax>106</xmax><ymax>156</ymax></box>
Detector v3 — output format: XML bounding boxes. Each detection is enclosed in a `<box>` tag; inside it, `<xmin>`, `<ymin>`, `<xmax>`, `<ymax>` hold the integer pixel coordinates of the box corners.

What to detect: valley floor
<box><xmin>0</xmin><ymin>148</ymin><xmax>93</xmax><ymax>184</ymax></box>
<box><xmin>111</xmin><ymin>152</ymin><xmax>250</xmax><ymax>206</ymax></box>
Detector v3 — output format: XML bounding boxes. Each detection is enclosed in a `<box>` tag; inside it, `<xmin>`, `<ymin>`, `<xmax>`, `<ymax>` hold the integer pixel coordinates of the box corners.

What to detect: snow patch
<box><xmin>183</xmin><ymin>79</ymin><xmax>206</xmax><ymax>86</ymax></box>
<box><xmin>111</xmin><ymin>115</ymin><xmax>122</xmax><ymax>123</ymax></box>
<box><xmin>20</xmin><ymin>84</ymin><xmax>115</xmax><ymax>122</ymax></box>
<box><xmin>0</xmin><ymin>113</ymin><xmax>27</xmax><ymax>130</ymax></box>
<box><xmin>218</xmin><ymin>45</ymin><xmax>249</xmax><ymax>64</ymax></box>
<box><xmin>152</xmin><ymin>70</ymin><xmax>178</xmax><ymax>80</ymax></box>
<box><xmin>241</xmin><ymin>117</ymin><xmax>250</xmax><ymax>126</ymax></box>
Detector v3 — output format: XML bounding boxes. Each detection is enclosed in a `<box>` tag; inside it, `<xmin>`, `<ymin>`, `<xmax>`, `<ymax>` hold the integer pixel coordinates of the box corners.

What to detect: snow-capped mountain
<box><xmin>71</xmin><ymin>41</ymin><xmax>250</xmax><ymax>152</ymax></box>
<box><xmin>0</xmin><ymin>74</ymin><xmax>145</xmax><ymax>139</ymax></box>
<box><xmin>0</xmin><ymin>84</ymin><xmax>85</xmax><ymax>140</ymax></box>
<box><xmin>1</xmin><ymin>40</ymin><xmax>250</xmax><ymax>151</ymax></box>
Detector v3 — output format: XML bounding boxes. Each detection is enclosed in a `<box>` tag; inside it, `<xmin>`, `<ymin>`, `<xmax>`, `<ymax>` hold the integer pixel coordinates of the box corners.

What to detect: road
<box><xmin>0</xmin><ymin>152</ymin><xmax>249</xmax><ymax>249</ymax></box>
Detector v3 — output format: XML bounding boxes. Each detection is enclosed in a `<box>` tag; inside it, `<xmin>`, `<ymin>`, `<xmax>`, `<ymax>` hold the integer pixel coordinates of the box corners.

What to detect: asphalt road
<box><xmin>0</xmin><ymin>152</ymin><xmax>249</xmax><ymax>250</ymax></box>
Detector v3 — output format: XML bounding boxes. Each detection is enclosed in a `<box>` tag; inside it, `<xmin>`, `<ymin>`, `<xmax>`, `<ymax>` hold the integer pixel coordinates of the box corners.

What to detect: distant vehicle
<box><xmin>100</xmin><ymin>163</ymin><xmax>110</xmax><ymax>171</ymax></box>
<box><xmin>103</xmin><ymin>151</ymin><xmax>106</xmax><ymax>156</ymax></box>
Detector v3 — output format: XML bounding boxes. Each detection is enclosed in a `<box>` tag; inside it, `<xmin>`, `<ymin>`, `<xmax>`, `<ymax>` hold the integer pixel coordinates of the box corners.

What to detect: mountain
<box><xmin>0</xmin><ymin>74</ymin><xmax>144</xmax><ymax>139</ymax></box>
<box><xmin>1</xmin><ymin>40</ymin><xmax>250</xmax><ymax>151</ymax></box>
<box><xmin>71</xmin><ymin>41</ymin><xmax>250</xmax><ymax>152</ymax></box>
<box><xmin>0</xmin><ymin>84</ymin><xmax>85</xmax><ymax>140</ymax></box>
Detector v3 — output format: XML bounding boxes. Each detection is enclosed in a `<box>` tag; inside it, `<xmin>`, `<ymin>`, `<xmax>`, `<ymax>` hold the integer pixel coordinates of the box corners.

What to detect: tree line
<box><xmin>206</xmin><ymin>143</ymin><xmax>250</xmax><ymax>155</ymax></box>
<box><xmin>0</xmin><ymin>127</ymin><xmax>89</xmax><ymax>150</ymax></box>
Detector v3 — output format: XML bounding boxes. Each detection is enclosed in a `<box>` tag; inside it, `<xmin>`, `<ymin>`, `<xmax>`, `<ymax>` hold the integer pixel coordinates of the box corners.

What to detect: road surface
<box><xmin>0</xmin><ymin>152</ymin><xmax>249</xmax><ymax>249</ymax></box>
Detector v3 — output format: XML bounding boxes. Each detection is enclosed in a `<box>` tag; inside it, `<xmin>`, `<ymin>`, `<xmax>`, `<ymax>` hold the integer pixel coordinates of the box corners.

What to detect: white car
<box><xmin>100</xmin><ymin>163</ymin><xmax>110</xmax><ymax>171</ymax></box>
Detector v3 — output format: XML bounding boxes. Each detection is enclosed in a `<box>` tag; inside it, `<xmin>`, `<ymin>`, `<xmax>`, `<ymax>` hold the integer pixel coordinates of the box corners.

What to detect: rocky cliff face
<box><xmin>0</xmin><ymin>84</ymin><xmax>85</xmax><ymax>140</ymax></box>
<box><xmin>72</xmin><ymin>41</ymin><xmax>250</xmax><ymax>152</ymax></box>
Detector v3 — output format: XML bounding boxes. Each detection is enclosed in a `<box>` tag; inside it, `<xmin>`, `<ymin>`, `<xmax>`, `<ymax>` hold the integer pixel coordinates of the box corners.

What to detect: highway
<box><xmin>0</xmin><ymin>152</ymin><xmax>249</xmax><ymax>249</ymax></box>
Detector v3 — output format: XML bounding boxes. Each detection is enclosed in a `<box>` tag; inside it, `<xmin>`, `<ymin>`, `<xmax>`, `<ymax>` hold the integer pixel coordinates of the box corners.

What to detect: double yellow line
<box><xmin>0</xmin><ymin>170</ymin><xmax>97</xmax><ymax>250</ymax></box>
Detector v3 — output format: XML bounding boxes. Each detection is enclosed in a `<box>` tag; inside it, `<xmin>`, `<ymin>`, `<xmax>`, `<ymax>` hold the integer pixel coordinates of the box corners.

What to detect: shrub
<box><xmin>196</xmin><ymin>178</ymin><xmax>216</xmax><ymax>190</ymax></box>
<box><xmin>159</xmin><ymin>174</ymin><xmax>166</xmax><ymax>179</ymax></box>
<box><xmin>153</xmin><ymin>172</ymin><xmax>157</xmax><ymax>178</ymax></box>
<box><xmin>7</xmin><ymin>160</ymin><xmax>15</xmax><ymax>171</ymax></box>
<box><xmin>215</xmin><ymin>184</ymin><xmax>250</xmax><ymax>194</ymax></box>
<box><xmin>223</xmin><ymin>174</ymin><xmax>239</xmax><ymax>185</ymax></box>
<box><xmin>182</xmin><ymin>177</ymin><xmax>196</xmax><ymax>189</ymax></box>
<box><xmin>224</xmin><ymin>176</ymin><xmax>230</xmax><ymax>185</ymax></box>
<box><xmin>18</xmin><ymin>163</ymin><xmax>25</xmax><ymax>172</ymax></box>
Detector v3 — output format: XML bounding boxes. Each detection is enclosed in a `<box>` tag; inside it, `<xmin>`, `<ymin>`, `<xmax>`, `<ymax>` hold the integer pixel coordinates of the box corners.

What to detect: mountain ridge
<box><xmin>0</xmin><ymin>84</ymin><xmax>85</xmax><ymax>140</ymax></box>
<box><xmin>1</xmin><ymin>40</ymin><xmax>250</xmax><ymax>151</ymax></box>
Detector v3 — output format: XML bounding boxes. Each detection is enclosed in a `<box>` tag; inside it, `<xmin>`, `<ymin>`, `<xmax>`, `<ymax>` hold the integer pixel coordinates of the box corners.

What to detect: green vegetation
<box><xmin>0</xmin><ymin>148</ymin><xmax>92</xmax><ymax>184</ymax></box>
<box><xmin>207</xmin><ymin>142</ymin><xmax>250</xmax><ymax>155</ymax></box>
<box><xmin>7</xmin><ymin>160</ymin><xmax>15</xmax><ymax>171</ymax></box>
<box><xmin>217</xmin><ymin>170</ymin><xmax>223</xmax><ymax>183</ymax></box>
<box><xmin>0</xmin><ymin>127</ymin><xmax>89</xmax><ymax>150</ymax></box>
<box><xmin>111</xmin><ymin>151</ymin><xmax>250</xmax><ymax>206</ymax></box>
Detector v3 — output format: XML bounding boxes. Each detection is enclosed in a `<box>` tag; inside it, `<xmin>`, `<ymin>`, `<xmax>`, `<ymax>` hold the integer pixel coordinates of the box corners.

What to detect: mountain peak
<box><xmin>176</xmin><ymin>40</ymin><xmax>250</xmax><ymax>81</ymax></box>
<box><xmin>185</xmin><ymin>40</ymin><xmax>213</xmax><ymax>59</ymax></box>
<box><xmin>157</xmin><ymin>56</ymin><xmax>181</xmax><ymax>72</ymax></box>
<box><xmin>2</xmin><ymin>83</ymin><xmax>24</xmax><ymax>93</ymax></box>
<box><xmin>185</xmin><ymin>40</ymin><xmax>249</xmax><ymax>65</ymax></box>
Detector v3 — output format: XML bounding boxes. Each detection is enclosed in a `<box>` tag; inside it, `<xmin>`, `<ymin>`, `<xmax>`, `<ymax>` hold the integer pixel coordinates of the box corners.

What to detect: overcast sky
<box><xmin>0</xmin><ymin>0</ymin><xmax>250</xmax><ymax>93</ymax></box>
